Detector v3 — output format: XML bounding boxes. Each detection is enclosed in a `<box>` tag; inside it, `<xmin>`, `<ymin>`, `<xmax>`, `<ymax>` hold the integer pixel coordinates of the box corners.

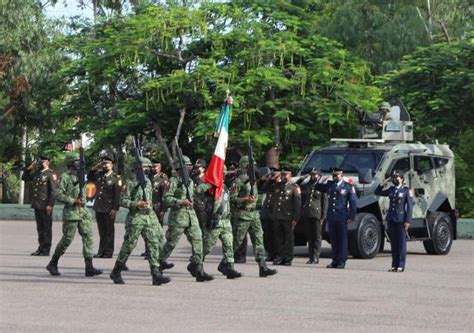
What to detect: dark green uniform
<box><xmin>298</xmin><ymin>177</ymin><xmax>327</xmax><ymax>262</ymax></box>
<box><xmin>22</xmin><ymin>168</ymin><xmax>56</xmax><ymax>255</ymax></box>
<box><xmin>152</xmin><ymin>172</ymin><xmax>168</xmax><ymax>225</ymax></box>
<box><xmin>192</xmin><ymin>176</ymin><xmax>211</xmax><ymax>231</ymax></box>
<box><xmin>89</xmin><ymin>170</ymin><xmax>121</xmax><ymax>257</ymax></box>
<box><xmin>260</xmin><ymin>178</ymin><xmax>277</xmax><ymax>261</ymax></box>
<box><xmin>272</xmin><ymin>182</ymin><xmax>301</xmax><ymax>265</ymax></box>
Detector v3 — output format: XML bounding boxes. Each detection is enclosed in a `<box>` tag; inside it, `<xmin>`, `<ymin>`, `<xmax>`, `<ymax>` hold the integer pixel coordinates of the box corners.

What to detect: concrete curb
<box><xmin>1</xmin><ymin>204</ymin><xmax>473</xmax><ymax>239</ymax></box>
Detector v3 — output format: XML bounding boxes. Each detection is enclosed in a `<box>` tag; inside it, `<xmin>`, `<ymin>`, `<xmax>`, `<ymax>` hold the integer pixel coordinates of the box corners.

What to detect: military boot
<box><xmin>259</xmin><ymin>259</ymin><xmax>277</xmax><ymax>277</ymax></box>
<box><xmin>160</xmin><ymin>261</ymin><xmax>174</xmax><ymax>270</ymax></box>
<box><xmin>46</xmin><ymin>255</ymin><xmax>61</xmax><ymax>276</ymax></box>
<box><xmin>151</xmin><ymin>267</ymin><xmax>171</xmax><ymax>286</ymax></box>
<box><xmin>196</xmin><ymin>269</ymin><xmax>214</xmax><ymax>282</ymax></box>
<box><xmin>218</xmin><ymin>262</ymin><xmax>242</xmax><ymax>279</ymax></box>
<box><xmin>110</xmin><ymin>262</ymin><xmax>125</xmax><ymax>284</ymax></box>
<box><xmin>85</xmin><ymin>258</ymin><xmax>103</xmax><ymax>277</ymax></box>
<box><xmin>187</xmin><ymin>262</ymin><xmax>199</xmax><ymax>277</ymax></box>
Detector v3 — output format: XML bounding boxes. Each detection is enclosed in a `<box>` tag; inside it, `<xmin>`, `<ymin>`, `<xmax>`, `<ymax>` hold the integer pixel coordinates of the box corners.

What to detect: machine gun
<box><xmin>247</xmin><ymin>139</ymin><xmax>256</xmax><ymax>196</ymax></box>
<box><xmin>78</xmin><ymin>147</ymin><xmax>86</xmax><ymax>199</ymax></box>
<box><xmin>175</xmin><ymin>138</ymin><xmax>192</xmax><ymax>202</ymax></box>
<box><xmin>133</xmin><ymin>136</ymin><xmax>148</xmax><ymax>202</ymax></box>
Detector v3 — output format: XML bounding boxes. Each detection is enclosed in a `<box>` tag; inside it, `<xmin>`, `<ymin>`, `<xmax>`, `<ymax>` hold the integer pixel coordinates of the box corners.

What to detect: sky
<box><xmin>44</xmin><ymin>1</ymin><xmax>93</xmax><ymax>19</ymax></box>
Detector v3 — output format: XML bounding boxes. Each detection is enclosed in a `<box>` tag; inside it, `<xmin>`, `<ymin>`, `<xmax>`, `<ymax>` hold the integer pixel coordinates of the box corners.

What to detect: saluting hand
<box><xmin>383</xmin><ymin>177</ymin><xmax>391</xmax><ymax>186</ymax></box>
<box><xmin>27</xmin><ymin>161</ymin><xmax>36</xmax><ymax>171</ymax></box>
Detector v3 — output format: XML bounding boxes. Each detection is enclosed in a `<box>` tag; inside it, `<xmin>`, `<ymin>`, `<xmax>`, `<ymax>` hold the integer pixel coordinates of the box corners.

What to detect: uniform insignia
<box><xmin>398</xmin><ymin>192</ymin><xmax>404</xmax><ymax>198</ymax></box>
<box><xmin>41</xmin><ymin>175</ymin><xmax>47</xmax><ymax>182</ymax></box>
<box><xmin>340</xmin><ymin>189</ymin><xmax>347</xmax><ymax>195</ymax></box>
<box><xmin>117</xmin><ymin>179</ymin><xmax>122</xmax><ymax>187</ymax></box>
<box><xmin>107</xmin><ymin>180</ymin><xmax>113</xmax><ymax>186</ymax></box>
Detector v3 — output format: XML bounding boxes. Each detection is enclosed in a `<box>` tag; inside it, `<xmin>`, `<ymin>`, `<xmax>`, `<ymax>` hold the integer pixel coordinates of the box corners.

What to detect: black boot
<box><xmin>122</xmin><ymin>263</ymin><xmax>129</xmax><ymax>271</ymax></box>
<box><xmin>85</xmin><ymin>258</ymin><xmax>103</xmax><ymax>277</ymax></box>
<box><xmin>160</xmin><ymin>261</ymin><xmax>174</xmax><ymax>270</ymax></box>
<box><xmin>110</xmin><ymin>262</ymin><xmax>125</xmax><ymax>284</ymax></box>
<box><xmin>259</xmin><ymin>259</ymin><xmax>277</xmax><ymax>277</ymax></box>
<box><xmin>152</xmin><ymin>267</ymin><xmax>171</xmax><ymax>286</ymax></box>
<box><xmin>46</xmin><ymin>255</ymin><xmax>60</xmax><ymax>276</ymax></box>
<box><xmin>218</xmin><ymin>262</ymin><xmax>242</xmax><ymax>279</ymax></box>
<box><xmin>187</xmin><ymin>262</ymin><xmax>198</xmax><ymax>277</ymax></box>
<box><xmin>196</xmin><ymin>269</ymin><xmax>214</xmax><ymax>282</ymax></box>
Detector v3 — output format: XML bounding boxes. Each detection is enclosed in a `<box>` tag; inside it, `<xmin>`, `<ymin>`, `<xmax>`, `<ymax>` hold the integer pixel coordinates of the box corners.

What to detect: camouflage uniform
<box><xmin>47</xmin><ymin>155</ymin><xmax>102</xmax><ymax>278</ymax></box>
<box><xmin>159</xmin><ymin>176</ymin><xmax>203</xmax><ymax>265</ymax></box>
<box><xmin>52</xmin><ymin>171</ymin><xmax>94</xmax><ymax>259</ymax></box>
<box><xmin>152</xmin><ymin>172</ymin><xmax>169</xmax><ymax>225</ymax></box>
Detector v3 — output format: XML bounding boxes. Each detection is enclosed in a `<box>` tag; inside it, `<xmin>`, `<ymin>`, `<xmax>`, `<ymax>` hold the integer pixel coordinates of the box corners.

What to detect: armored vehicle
<box><xmin>294</xmin><ymin>100</ymin><xmax>457</xmax><ymax>258</ymax></box>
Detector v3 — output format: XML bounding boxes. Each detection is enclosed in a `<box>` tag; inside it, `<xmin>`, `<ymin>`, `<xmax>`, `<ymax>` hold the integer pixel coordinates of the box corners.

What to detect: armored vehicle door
<box><xmin>409</xmin><ymin>155</ymin><xmax>436</xmax><ymax>219</ymax></box>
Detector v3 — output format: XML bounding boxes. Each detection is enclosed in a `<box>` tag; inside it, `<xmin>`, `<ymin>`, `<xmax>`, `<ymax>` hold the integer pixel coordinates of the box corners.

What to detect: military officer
<box><xmin>109</xmin><ymin>157</ymin><xmax>170</xmax><ymax>286</ymax></box>
<box><xmin>375</xmin><ymin>170</ymin><xmax>413</xmax><ymax>272</ymax></box>
<box><xmin>158</xmin><ymin>155</ymin><xmax>213</xmax><ymax>282</ymax></box>
<box><xmin>201</xmin><ymin>170</ymin><xmax>242</xmax><ymax>279</ymax></box>
<box><xmin>315</xmin><ymin>168</ymin><xmax>357</xmax><ymax>269</ymax></box>
<box><xmin>297</xmin><ymin>169</ymin><xmax>327</xmax><ymax>264</ymax></box>
<box><xmin>22</xmin><ymin>155</ymin><xmax>57</xmax><ymax>256</ymax></box>
<box><xmin>88</xmin><ymin>155</ymin><xmax>121</xmax><ymax>258</ymax></box>
<box><xmin>46</xmin><ymin>152</ymin><xmax>102</xmax><ymax>277</ymax></box>
<box><xmin>151</xmin><ymin>161</ymin><xmax>169</xmax><ymax>226</ymax></box>
<box><xmin>271</xmin><ymin>167</ymin><xmax>301</xmax><ymax>266</ymax></box>
<box><xmin>191</xmin><ymin>158</ymin><xmax>211</xmax><ymax>232</ymax></box>
<box><xmin>231</xmin><ymin>156</ymin><xmax>277</xmax><ymax>277</ymax></box>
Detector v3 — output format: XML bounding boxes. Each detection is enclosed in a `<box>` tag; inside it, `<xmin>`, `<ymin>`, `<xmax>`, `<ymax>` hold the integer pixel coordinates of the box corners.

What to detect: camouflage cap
<box><xmin>380</xmin><ymin>102</ymin><xmax>391</xmax><ymax>111</ymax></box>
<box><xmin>239</xmin><ymin>155</ymin><xmax>249</xmax><ymax>168</ymax></box>
<box><xmin>64</xmin><ymin>152</ymin><xmax>80</xmax><ymax>166</ymax></box>
<box><xmin>173</xmin><ymin>155</ymin><xmax>192</xmax><ymax>169</ymax></box>
<box><xmin>134</xmin><ymin>157</ymin><xmax>152</xmax><ymax>167</ymax></box>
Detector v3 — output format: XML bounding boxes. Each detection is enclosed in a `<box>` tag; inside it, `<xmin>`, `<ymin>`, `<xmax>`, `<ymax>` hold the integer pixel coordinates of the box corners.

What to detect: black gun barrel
<box><xmin>247</xmin><ymin>139</ymin><xmax>256</xmax><ymax>196</ymax></box>
<box><xmin>133</xmin><ymin>137</ymin><xmax>148</xmax><ymax>202</ymax></box>
<box><xmin>175</xmin><ymin>138</ymin><xmax>192</xmax><ymax>201</ymax></box>
<box><xmin>78</xmin><ymin>147</ymin><xmax>86</xmax><ymax>198</ymax></box>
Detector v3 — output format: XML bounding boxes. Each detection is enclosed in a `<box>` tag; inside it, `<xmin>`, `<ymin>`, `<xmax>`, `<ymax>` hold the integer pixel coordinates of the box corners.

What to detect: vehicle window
<box><xmin>434</xmin><ymin>157</ymin><xmax>449</xmax><ymax>169</ymax></box>
<box><xmin>414</xmin><ymin>156</ymin><xmax>433</xmax><ymax>174</ymax></box>
<box><xmin>302</xmin><ymin>151</ymin><xmax>385</xmax><ymax>174</ymax></box>
<box><xmin>391</xmin><ymin>158</ymin><xmax>410</xmax><ymax>173</ymax></box>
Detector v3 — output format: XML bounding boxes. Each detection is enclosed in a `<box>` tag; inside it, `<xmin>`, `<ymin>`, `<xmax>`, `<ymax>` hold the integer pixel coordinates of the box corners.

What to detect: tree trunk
<box><xmin>154</xmin><ymin>124</ymin><xmax>174</xmax><ymax>171</ymax></box>
<box><xmin>172</xmin><ymin>107</ymin><xmax>186</xmax><ymax>159</ymax></box>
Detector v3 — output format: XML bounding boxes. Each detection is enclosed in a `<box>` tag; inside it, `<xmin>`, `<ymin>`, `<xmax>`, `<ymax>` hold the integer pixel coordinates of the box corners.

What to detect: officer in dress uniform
<box><xmin>22</xmin><ymin>155</ymin><xmax>57</xmax><ymax>256</ymax></box>
<box><xmin>315</xmin><ymin>168</ymin><xmax>357</xmax><ymax>269</ymax></box>
<box><xmin>259</xmin><ymin>168</ymin><xmax>278</xmax><ymax>262</ymax></box>
<box><xmin>297</xmin><ymin>169</ymin><xmax>327</xmax><ymax>264</ymax></box>
<box><xmin>89</xmin><ymin>155</ymin><xmax>121</xmax><ymax>258</ymax></box>
<box><xmin>271</xmin><ymin>167</ymin><xmax>301</xmax><ymax>266</ymax></box>
<box><xmin>375</xmin><ymin>170</ymin><xmax>413</xmax><ymax>272</ymax></box>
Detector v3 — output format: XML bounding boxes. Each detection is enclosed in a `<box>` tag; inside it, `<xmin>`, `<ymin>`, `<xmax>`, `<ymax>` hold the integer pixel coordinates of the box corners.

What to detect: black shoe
<box><xmin>46</xmin><ymin>262</ymin><xmax>60</xmax><ymax>276</ymax></box>
<box><xmin>187</xmin><ymin>263</ymin><xmax>198</xmax><ymax>277</ymax></box>
<box><xmin>152</xmin><ymin>269</ymin><xmax>171</xmax><ymax>285</ymax></box>
<box><xmin>102</xmin><ymin>254</ymin><xmax>113</xmax><ymax>259</ymax></box>
<box><xmin>234</xmin><ymin>257</ymin><xmax>246</xmax><ymax>264</ymax></box>
<box><xmin>282</xmin><ymin>261</ymin><xmax>292</xmax><ymax>266</ymax></box>
<box><xmin>396</xmin><ymin>267</ymin><xmax>405</xmax><ymax>272</ymax></box>
<box><xmin>196</xmin><ymin>270</ymin><xmax>214</xmax><ymax>282</ymax></box>
<box><xmin>110</xmin><ymin>262</ymin><xmax>125</xmax><ymax>284</ymax></box>
<box><xmin>93</xmin><ymin>253</ymin><xmax>104</xmax><ymax>258</ymax></box>
<box><xmin>122</xmin><ymin>264</ymin><xmax>129</xmax><ymax>271</ymax></box>
<box><xmin>335</xmin><ymin>263</ymin><xmax>345</xmax><ymax>269</ymax></box>
<box><xmin>388</xmin><ymin>267</ymin><xmax>397</xmax><ymax>272</ymax></box>
<box><xmin>31</xmin><ymin>249</ymin><xmax>42</xmax><ymax>256</ymax></box>
<box><xmin>85</xmin><ymin>258</ymin><xmax>103</xmax><ymax>277</ymax></box>
<box><xmin>38</xmin><ymin>251</ymin><xmax>50</xmax><ymax>256</ymax></box>
<box><xmin>259</xmin><ymin>260</ymin><xmax>277</xmax><ymax>277</ymax></box>
<box><xmin>326</xmin><ymin>262</ymin><xmax>336</xmax><ymax>268</ymax></box>
<box><xmin>218</xmin><ymin>262</ymin><xmax>242</xmax><ymax>279</ymax></box>
<box><xmin>272</xmin><ymin>258</ymin><xmax>283</xmax><ymax>265</ymax></box>
<box><xmin>160</xmin><ymin>261</ymin><xmax>174</xmax><ymax>270</ymax></box>
<box><xmin>265</xmin><ymin>256</ymin><xmax>274</xmax><ymax>262</ymax></box>
<box><xmin>306</xmin><ymin>258</ymin><xmax>319</xmax><ymax>264</ymax></box>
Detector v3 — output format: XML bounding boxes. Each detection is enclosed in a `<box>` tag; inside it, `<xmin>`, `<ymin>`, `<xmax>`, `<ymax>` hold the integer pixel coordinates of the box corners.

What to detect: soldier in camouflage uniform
<box><xmin>46</xmin><ymin>152</ymin><xmax>102</xmax><ymax>277</ymax></box>
<box><xmin>231</xmin><ymin>156</ymin><xmax>277</xmax><ymax>277</ymax></box>
<box><xmin>22</xmin><ymin>155</ymin><xmax>57</xmax><ymax>256</ymax></box>
<box><xmin>191</xmin><ymin>158</ymin><xmax>210</xmax><ymax>232</ymax></box>
<box><xmin>201</xmin><ymin>170</ymin><xmax>242</xmax><ymax>279</ymax></box>
<box><xmin>88</xmin><ymin>155</ymin><xmax>121</xmax><ymax>258</ymax></box>
<box><xmin>151</xmin><ymin>161</ymin><xmax>169</xmax><ymax>226</ymax></box>
<box><xmin>109</xmin><ymin>157</ymin><xmax>170</xmax><ymax>286</ymax></box>
<box><xmin>158</xmin><ymin>155</ymin><xmax>214</xmax><ymax>282</ymax></box>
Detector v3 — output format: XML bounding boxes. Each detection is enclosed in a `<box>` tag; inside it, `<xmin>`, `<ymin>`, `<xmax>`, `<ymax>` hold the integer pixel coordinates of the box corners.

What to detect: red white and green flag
<box><xmin>203</xmin><ymin>95</ymin><xmax>232</xmax><ymax>200</ymax></box>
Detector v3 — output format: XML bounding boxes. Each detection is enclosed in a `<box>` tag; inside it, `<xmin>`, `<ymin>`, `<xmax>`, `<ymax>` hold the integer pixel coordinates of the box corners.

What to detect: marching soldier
<box><xmin>22</xmin><ymin>155</ymin><xmax>57</xmax><ymax>256</ymax></box>
<box><xmin>151</xmin><ymin>161</ymin><xmax>169</xmax><ymax>226</ymax></box>
<box><xmin>231</xmin><ymin>156</ymin><xmax>277</xmax><ymax>277</ymax></box>
<box><xmin>110</xmin><ymin>157</ymin><xmax>170</xmax><ymax>286</ymax></box>
<box><xmin>297</xmin><ymin>169</ymin><xmax>327</xmax><ymax>264</ymax></box>
<box><xmin>201</xmin><ymin>168</ymin><xmax>242</xmax><ymax>279</ymax></box>
<box><xmin>158</xmin><ymin>155</ymin><xmax>214</xmax><ymax>282</ymax></box>
<box><xmin>191</xmin><ymin>158</ymin><xmax>210</xmax><ymax>232</ymax></box>
<box><xmin>375</xmin><ymin>170</ymin><xmax>413</xmax><ymax>272</ymax></box>
<box><xmin>271</xmin><ymin>167</ymin><xmax>301</xmax><ymax>266</ymax></box>
<box><xmin>46</xmin><ymin>152</ymin><xmax>102</xmax><ymax>277</ymax></box>
<box><xmin>89</xmin><ymin>155</ymin><xmax>121</xmax><ymax>258</ymax></box>
<box><xmin>315</xmin><ymin>168</ymin><xmax>357</xmax><ymax>269</ymax></box>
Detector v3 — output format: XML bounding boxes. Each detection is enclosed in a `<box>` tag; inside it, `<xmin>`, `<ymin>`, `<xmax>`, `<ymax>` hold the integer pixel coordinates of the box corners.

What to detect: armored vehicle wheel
<box><xmin>423</xmin><ymin>212</ymin><xmax>453</xmax><ymax>255</ymax></box>
<box><xmin>349</xmin><ymin>213</ymin><xmax>382</xmax><ymax>259</ymax></box>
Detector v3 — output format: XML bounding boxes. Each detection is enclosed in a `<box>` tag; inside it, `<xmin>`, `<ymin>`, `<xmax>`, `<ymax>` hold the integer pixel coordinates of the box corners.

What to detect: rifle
<box><xmin>174</xmin><ymin>138</ymin><xmax>192</xmax><ymax>202</ymax></box>
<box><xmin>247</xmin><ymin>139</ymin><xmax>256</xmax><ymax>196</ymax></box>
<box><xmin>133</xmin><ymin>136</ymin><xmax>148</xmax><ymax>201</ymax></box>
<box><xmin>78</xmin><ymin>147</ymin><xmax>86</xmax><ymax>199</ymax></box>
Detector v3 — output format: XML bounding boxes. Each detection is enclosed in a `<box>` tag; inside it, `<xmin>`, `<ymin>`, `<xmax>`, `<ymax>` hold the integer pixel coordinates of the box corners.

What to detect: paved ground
<box><xmin>0</xmin><ymin>220</ymin><xmax>472</xmax><ymax>332</ymax></box>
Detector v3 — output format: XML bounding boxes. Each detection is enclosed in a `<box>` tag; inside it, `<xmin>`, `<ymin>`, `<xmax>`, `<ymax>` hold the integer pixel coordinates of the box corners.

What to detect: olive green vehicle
<box><xmin>295</xmin><ymin>100</ymin><xmax>457</xmax><ymax>258</ymax></box>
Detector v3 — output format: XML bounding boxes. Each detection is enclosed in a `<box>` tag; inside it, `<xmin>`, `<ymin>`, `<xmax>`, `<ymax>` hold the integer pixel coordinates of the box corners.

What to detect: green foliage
<box><xmin>0</xmin><ymin>162</ymin><xmax>20</xmax><ymax>203</ymax></box>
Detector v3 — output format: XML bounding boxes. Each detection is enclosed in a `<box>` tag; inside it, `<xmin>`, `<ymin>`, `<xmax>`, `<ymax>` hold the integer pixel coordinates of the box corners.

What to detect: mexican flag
<box><xmin>203</xmin><ymin>96</ymin><xmax>232</xmax><ymax>200</ymax></box>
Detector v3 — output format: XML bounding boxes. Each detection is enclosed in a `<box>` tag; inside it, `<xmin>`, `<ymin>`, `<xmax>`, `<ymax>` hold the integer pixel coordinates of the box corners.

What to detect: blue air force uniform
<box><xmin>315</xmin><ymin>180</ymin><xmax>357</xmax><ymax>267</ymax></box>
<box><xmin>375</xmin><ymin>184</ymin><xmax>413</xmax><ymax>269</ymax></box>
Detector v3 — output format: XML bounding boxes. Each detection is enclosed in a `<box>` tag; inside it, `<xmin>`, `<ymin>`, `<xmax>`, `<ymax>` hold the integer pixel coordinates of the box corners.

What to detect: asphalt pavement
<box><xmin>0</xmin><ymin>220</ymin><xmax>473</xmax><ymax>332</ymax></box>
